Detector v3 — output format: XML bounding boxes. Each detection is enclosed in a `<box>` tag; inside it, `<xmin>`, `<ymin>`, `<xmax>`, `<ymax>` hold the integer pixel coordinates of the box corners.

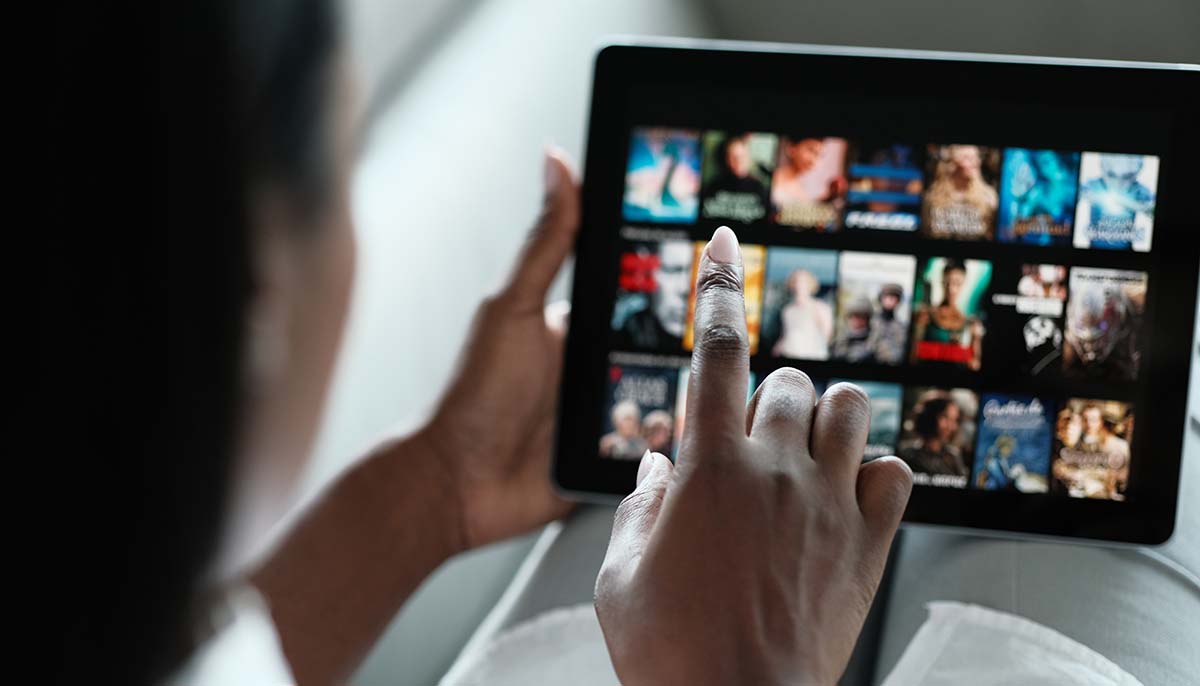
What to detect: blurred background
<box><xmin>290</xmin><ymin>0</ymin><xmax>1200</xmax><ymax>682</ymax></box>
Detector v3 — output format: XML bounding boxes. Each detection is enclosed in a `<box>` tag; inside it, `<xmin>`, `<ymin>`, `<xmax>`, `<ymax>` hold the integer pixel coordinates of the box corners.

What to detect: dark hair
<box><xmin>716</xmin><ymin>132</ymin><xmax>752</xmax><ymax>175</ymax></box>
<box><xmin>59</xmin><ymin>2</ymin><xmax>337</xmax><ymax>684</ymax></box>
<box><xmin>942</xmin><ymin>258</ymin><xmax>967</xmax><ymax>275</ymax></box>
<box><xmin>914</xmin><ymin>396</ymin><xmax>956</xmax><ymax>439</ymax></box>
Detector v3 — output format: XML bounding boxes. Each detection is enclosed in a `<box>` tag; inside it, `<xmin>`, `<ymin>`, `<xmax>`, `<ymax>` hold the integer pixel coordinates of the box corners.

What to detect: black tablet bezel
<box><xmin>553</xmin><ymin>39</ymin><xmax>1199</xmax><ymax>545</ymax></box>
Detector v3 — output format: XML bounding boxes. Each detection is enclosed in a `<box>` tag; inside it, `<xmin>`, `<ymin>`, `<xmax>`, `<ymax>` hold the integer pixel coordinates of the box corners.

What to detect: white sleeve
<box><xmin>171</xmin><ymin>586</ymin><xmax>295</xmax><ymax>686</ymax></box>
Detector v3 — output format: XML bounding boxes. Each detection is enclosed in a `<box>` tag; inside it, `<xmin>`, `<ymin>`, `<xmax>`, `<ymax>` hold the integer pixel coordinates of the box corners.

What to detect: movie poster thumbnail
<box><xmin>622</xmin><ymin>127</ymin><xmax>703</xmax><ymax>223</ymax></box>
<box><xmin>700</xmin><ymin>131</ymin><xmax>779</xmax><ymax>223</ymax></box>
<box><xmin>997</xmin><ymin>149</ymin><xmax>1080</xmax><ymax>246</ymax></box>
<box><xmin>831</xmin><ymin>379</ymin><xmax>903</xmax><ymax>460</ymax></box>
<box><xmin>682</xmin><ymin>240</ymin><xmax>767</xmax><ymax>354</ymax></box>
<box><xmin>611</xmin><ymin>236</ymin><xmax>695</xmax><ymax>352</ymax></box>
<box><xmin>910</xmin><ymin>257</ymin><xmax>992</xmax><ymax>370</ymax></box>
<box><xmin>771</xmin><ymin>136</ymin><xmax>849</xmax><ymax>231</ymax></box>
<box><xmin>1073</xmin><ymin>152</ymin><xmax>1158</xmax><ymax>252</ymax></box>
<box><xmin>920</xmin><ymin>144</ymin><xmax>1001</xmax><ymax>241</ymax></box>
<box><xmin>759</xmin><ymin>247</ymin><xmax>840</xmax><ymax>360</ymax></box>
<box><xmin>672</xmin><ymin>368</ymin><xmax>757</xmax><ymax>460</ymax></box>
<box><xmin>599</xmin><ymin>363</ymin><xmax>681</xmax><ymax>461</ymax></box>
<box><xmin>972</xmin><ymin>393</ymin><xmax>1053</xmax><ymax>493</ymax></box>
<box><xmin>989</xmin><ymin>264</ymin><xmax>1069</xmax><ymax>376</ymax></box>
<box><xmin>832</xmin><ymin>252</ymin><xmax>917</xmax><ymax>366</ymax></box>
<box><xmin>898</xmin><ymin>387</ymin><xmax>979</xmax><ymax>488</ymax></box>
<box><xmin>1051</xmin><ymin>398</ymin><xmax>1134</xmax><ymax>501</ymax></box>
<box><xmin>1062</xmin><ymin>267</ymin><xmax>1147</xmax><ymax>382</ymax></box>
<box><xmin>844</xmin><ymin>143</ymin><xmax>925</xmax><ymax>232</ymax></box>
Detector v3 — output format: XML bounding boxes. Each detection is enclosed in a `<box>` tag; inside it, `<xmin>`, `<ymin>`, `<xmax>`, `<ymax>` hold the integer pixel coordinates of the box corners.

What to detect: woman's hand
<box><xmin>595</xmin><ymin>227</ymin><xmax>913</xmax><ymax>686</ymax></box>
<box><xmin>420</xmin><ymin>150</ymin><xmax>579</xmax><ymax>551</ymax></box>
<box><xmin>256</xmin><ymin>151</ymin><xmax>581</xmax><ymax>684</ymax></box>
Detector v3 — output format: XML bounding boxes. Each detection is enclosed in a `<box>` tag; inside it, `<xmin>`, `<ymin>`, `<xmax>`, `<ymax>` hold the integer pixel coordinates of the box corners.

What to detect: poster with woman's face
<box><xmin>920</xmin><ymin>144</ymin><xmax>1001</xmax><ymax>240</ymax></box>
<box><xmin>771</xmin><ymin>137</ymin><xmax>848</xmax><ymax>230</ymax></box>
<box><xmin>898</xmin><ymin>386</ymin><xmax>979</xmax><ymax>489</ymax></box>
<box><xmin>910</xmin><ymin>257</ymin><xmax>993</xmax><ymax>369</ymax></box>
<box><xmin>759</xmin><ymin>247</ymin><xmax>839</xmax><ymax>360</ymax></box>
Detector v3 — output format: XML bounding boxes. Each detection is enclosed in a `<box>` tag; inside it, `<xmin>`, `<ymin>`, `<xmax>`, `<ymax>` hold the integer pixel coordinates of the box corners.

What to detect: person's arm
<box><xmin>252</xmin><ymin>431</ymin><xmax>460</xmax><ymax>684</ymax></box>
<box><xmin>254</xmin><ymin>151</ymin><xmax>580</xmax><ymax>685</ymax></box>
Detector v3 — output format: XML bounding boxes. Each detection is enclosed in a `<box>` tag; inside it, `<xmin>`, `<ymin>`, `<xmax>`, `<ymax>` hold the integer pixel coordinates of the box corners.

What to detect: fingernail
<box><xmin>706</xmin><ymin>226</ymin><xmax>739</xmax><ymax>264</ymax></box>
<box><xmin>636</xmin><ymin>450</ymin><xmax>654</xmax><ymax>486</ymax></box>
<box><xmin>543</xmin><ymin>150</ymin><xmax>562</xmax><ymax>194</ymax></box>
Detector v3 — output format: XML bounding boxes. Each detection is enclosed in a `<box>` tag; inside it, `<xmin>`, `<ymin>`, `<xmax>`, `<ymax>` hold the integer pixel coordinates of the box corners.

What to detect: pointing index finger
<box><xmin>682</xmin><ymin>226</ymin><xmax>751</xmax><ymax>452</ymax></box>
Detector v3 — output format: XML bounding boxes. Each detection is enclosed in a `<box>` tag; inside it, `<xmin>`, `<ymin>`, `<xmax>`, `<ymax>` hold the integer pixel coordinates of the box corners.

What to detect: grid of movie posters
<box><xmin>621</xmin><ymin>128</ymin><xmax>1159</xmax><ymax>252</ymax></box>
<box><xmin>597</xmin><ymin>353</ymin><xmax>1139</xmax><ymax>501</ymax></box>
<box><xmin>603</xmin><ymin>125</ymin><xmax>1160</xmax><ymax>504</ymax></box>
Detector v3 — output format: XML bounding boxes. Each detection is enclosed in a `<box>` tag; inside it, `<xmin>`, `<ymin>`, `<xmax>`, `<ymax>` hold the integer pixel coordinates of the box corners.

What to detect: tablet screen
<box><xmin>556</xmin><ymin>43</ymin><xmax>1199</xmax><ymax>544</ymax></box>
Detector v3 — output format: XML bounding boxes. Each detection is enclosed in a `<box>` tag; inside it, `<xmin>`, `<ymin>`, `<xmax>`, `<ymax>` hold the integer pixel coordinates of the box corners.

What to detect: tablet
<box><xmin>553</xmin><ymin>39</ymin><xmax>1199</xmax><ymax>545</ymax></box>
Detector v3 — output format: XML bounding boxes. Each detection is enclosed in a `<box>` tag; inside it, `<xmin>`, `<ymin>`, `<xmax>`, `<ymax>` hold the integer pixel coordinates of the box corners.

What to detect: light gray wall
<box><xmin>706</xmin><ymin>0</ymin><xmax>1199</xmax><ymax>63</ymax></box>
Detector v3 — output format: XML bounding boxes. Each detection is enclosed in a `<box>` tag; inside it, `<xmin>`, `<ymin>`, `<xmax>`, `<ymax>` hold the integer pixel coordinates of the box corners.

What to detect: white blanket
<box><xmin>442</xmin><ymin>600</ymin><xmax>1141</xmax><ymax>686</ymax></box>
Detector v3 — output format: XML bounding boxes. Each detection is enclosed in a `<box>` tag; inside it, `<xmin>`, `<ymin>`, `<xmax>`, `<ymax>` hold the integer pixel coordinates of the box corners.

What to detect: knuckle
<box><xmin>822</xmin><ymin>382</ymin><xmax>871</xmax><ymax>420</ymax></box>
<box><xmin>696</xmin><ymin>261</ymin><xmax>743</xmax><ymax>297</ymax></box>
<box><xmin>762</xmin><ymin>367</ymin><xmax>816</xmax><ymax>397</ymax></box>
<box><xmin>695</xmin><ymin>323</ymin><xmax>748</xmax><ymax>360</ymax></box>
<box><xmin>526</xmin><ymin>216</ymin><xmax>556</xmax><ymax>253</ymax></box>
<box><xmin>753</xmin><ymin>368</ymin><xmax>816</xmax><ymax>426</ymax></box>
<box><xmin>615</xmin><ymin>487</ymin><xmax>663</xmax><ymax>525</ymax></box>
<box><xmin>872</xmin><ymin>461</ymin><xmax>914</xmax><ymax>512</ymax></box>
<box><xmin>475</xmin><ymin>293</ymin><xmax>508</xmax><ymax>325</ymax></box>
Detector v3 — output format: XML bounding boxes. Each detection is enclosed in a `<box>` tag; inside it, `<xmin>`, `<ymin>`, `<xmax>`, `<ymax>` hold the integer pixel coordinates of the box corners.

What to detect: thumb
<box><xmin>504</xmin><ymin>149</ymin><xmax>580</xmax><ymax>311</ymax></box>
<box><xmin>856</xmin><ymin>456</ymin><xmax>912</xmax><ymax>546</ymax></box>
<box><xmin>597</xmin><ymin>451</ymin><xmax>673</xmax><ymax>589</ymax></box>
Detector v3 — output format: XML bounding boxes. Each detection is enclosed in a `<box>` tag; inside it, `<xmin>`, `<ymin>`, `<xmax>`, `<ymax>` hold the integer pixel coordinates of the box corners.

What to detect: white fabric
<box><xmin>438</xmin><ymin>602</ymin><xmax>616</xmax><ymax>686</ymax></box>
<box><xmin>171</xmin><ymin>586</ymin><xmax>294</xmax><ymax>686</ymax></box>
<box><xmin>444</xmin><ymin>598</ymin><xmax>1145</xmax><ymax>686</ymax></box>
<box><xmin>881</xmin><ymin>601</ymin><xmax>1142</xmax><ymax>686</ymax></box>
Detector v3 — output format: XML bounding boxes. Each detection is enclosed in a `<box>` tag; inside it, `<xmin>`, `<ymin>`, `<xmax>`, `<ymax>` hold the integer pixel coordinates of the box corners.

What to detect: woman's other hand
<box><xmin>594</xmin><ymin>227</ymin><xmax>913</xmax><ymax>685</ymax></box>
<box><xmin>421</xmin><ymin>149</ymin><xmax>578</xmax><ymax>551</ymax></box>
